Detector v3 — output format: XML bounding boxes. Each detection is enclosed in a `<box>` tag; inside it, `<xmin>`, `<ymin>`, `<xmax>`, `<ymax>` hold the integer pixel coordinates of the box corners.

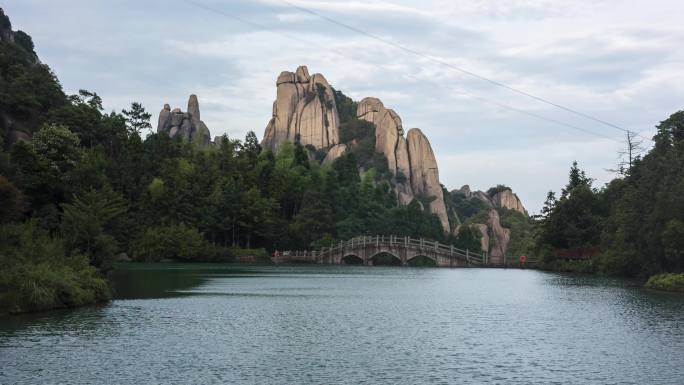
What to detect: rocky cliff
<box><xmin>457</xmin><ymin>185</ymin><xmax>526</xmax><ymax>215</ymax></box>
<box><xmin>156</xmin><ymin>94</ymin><xmax>211</xmax><ymax>146</ymax></box>
<box><xmin>406</xmin><ymin>128</ymin><xmax>449</xmax><ymax>231</ymax></box>
<box><xmin>261</xmin><ymin>66</ymin><xmax>340</xmax><ymax>152</ymax></box>
<box><xmin>261</xmin><ymin>66</ymin><xmax>451</xmax><ymax>232</ymax></box>
<box><xmin>354</xmin><ymin>99</ymin><xmax>448</xmax><ymax>231</ymax></box>
<box><xmin>452</xmin><ymin>185</ymin><xmax>528</xmax><ymax>258</ymax></box>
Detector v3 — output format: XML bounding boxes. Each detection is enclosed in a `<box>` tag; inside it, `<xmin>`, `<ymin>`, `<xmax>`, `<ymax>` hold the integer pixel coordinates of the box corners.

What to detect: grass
<box><xmin>644</xmin><ymin>273</ymin><xmax>684</xmax><ymax>293</ymax></box>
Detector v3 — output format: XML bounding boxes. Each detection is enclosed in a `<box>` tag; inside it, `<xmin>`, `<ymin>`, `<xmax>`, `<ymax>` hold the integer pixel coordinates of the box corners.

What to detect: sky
<box><xmin>5</xmin><ymin>0</ymin><xmax>684</xmax><ymax>213</ymax></box>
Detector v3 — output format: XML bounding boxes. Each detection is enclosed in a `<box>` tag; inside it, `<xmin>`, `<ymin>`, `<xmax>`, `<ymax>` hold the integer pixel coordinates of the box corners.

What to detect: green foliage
<box><xmin>132</xmin><ymin>223</ymin><xmax>213</xmax><ymax>262</ymax></box>
<box><xmin>61</xmin><ymin>187</ymin><xmax>127</xmax><ymax>271</ymax></box>
<box><xmin>0</xmin><ymin>30</ymin><xmax>65</xmax><ymax>126</ymax></box>
<box><xmin>644</xmin><ymin>273</ymin><xmax>684</xmax><ymax>293</ymax></box>
<box><xmin>453</xmin><ymin>225</ymin><xmax>482</xmax><ymax>253</ymax></box>
<box><xmin>449</xmin><ymin>190</ymin><xmax>489</xmax><ymax>221</ymax></box>
<box><xmin>537</xmin><ymin>109</ymin><xmax>684</xmax><ymax>277</ymax></box>
<box><xmin>13</xmin><ymin>30</ymin><xmax>34</xmax><ymax>54</ymax></box>
<box><xmin>0</xmin><ymin>221</ymin><xmax>110</xmax><ymax>314</ymax></box>
<box><xmin>486</xmin><ymin>184</ymin><xmax>511</xmax><ymax>196</ymax></box>
<box><xmin>122</xmin><ymin>102</ymin><xmax>152</xmax><ymax>136</ymax></box>
<box><xmin>499</xmin><ymin>208</ymin><xmax>535</xmax><ymax>256</ymax></box>
<box><xmin>0</xmin><ymin>175</ymin><xmax>24</xmax><ymax>222</ymax></box>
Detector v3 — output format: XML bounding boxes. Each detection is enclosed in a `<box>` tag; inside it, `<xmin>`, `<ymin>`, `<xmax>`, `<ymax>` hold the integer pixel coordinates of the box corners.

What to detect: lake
<box><xmin>1</xmin><ymin>264</ymin><xmax>683</xmax><ymax>384</ymax></box>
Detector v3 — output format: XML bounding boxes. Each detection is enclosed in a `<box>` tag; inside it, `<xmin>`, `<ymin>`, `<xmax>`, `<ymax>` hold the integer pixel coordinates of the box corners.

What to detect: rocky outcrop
<box><xmin>491</xmin><ymin>189</ymin><xmax>527</xmax><ymax>215</ymax></box>
<box><xmin>355</xmin><ymin>97</ymin><xmax>452</xmax><ymax>226</ymax></box>
<box><xmin>357</xmin><ymin>98</ymin><xmax>404</xmax><ymax>174</ymax></box>
<box><xmin>356</xmin><ymin>97</ymin><xmax>415</xmax><ymax>205</ymax></box>
<box><xmin>456</xmin><ymin>185</ymin><xmax>524</xmax><ymax>213</ymax></box>
<box><xmin>471</xmin><ymin>209</ymin><xmax>510</xmax><ymax>263</ymax></box>
<box><xmin>322</xmin><ymin>143</ymin><xmax>347</xmax><ymax>165</ymax></box>
<box><xmin>486</xmin><ymin>209</ymin><xmax>510</xmax><ymax>261</ymax></box>
<box><xmin>407</xmin><ymin>128</ymin><xmax>449</xmax><ymax>232</ymax></box>
<box><xmin>156</xmin><ymin>95</ymin><xmax>211</xmax><ymax>146</ymax></box>
<box><xmin>262</xmin><ymin>66</ymin><xmax>339</xmax><ymax>152</ymax></box>
<box><xmin>0</xmin><ymin>8</ymin><xmax>14</xmax><ymax>43</ymax></box>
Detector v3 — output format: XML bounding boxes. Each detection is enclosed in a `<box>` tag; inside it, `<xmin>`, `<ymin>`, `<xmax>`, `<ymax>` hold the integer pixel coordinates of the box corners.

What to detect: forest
<box><xmin>534</xmin><ymin>112</ymin><xmax>684</xmax><ymax>279</ymax></box>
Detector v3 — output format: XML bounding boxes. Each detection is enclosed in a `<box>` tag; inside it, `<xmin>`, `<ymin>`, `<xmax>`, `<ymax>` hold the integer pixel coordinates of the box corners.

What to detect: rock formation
<box><xmin>491</xmin><ymin>189</ymin><xmax>527</xmax><ymax>215</ymax></box>
<box><xmin>262</xmin><ymin>66</ymin><xmax>340</xmax><ymax>152</ymax></box>
<box><xmin>355</xmin><ymin>98</ymin><xmax>449</xmax><ymax>229</ymax></box>
<box><xmin>1</xmin><ymin>9</ymin><xmax>14</xmax><ymax>43</ymax></box>
<box><xmin>260</xmin><ymin>66</ymin><xmax>453</xmax><ymax>232</ymax></box>
<box><xmin>470</xmin><ymin>210</ymin><xmax>510</xmax><ymax>263</ymax></box>
<box><xmin>322</xmin><ymin>143</ymin><xmax>347</xmax><ymax>165</ymax></box>
<box><xmin>406</xmin><ymin>128</ymin><xmax>449</xmax><ymax>232</ymax></box>
<box><xmin>156</xmin><ymin>95</ymin><xmax>211</xmax><ymax>146</ymax></box>
<box><xmin>457</xmin><ymin>185</ymin><xmax>525</xmax><ymax>214</ymax></box>
<box><xmin>454</xmin><ymin>185</ymin><xmax>526</xmax><ymax>258</ymax></box>
<box><xmin>356</xmin><ymin>97</ymin><xmax>415</xmax><ymax>205</ymax></box>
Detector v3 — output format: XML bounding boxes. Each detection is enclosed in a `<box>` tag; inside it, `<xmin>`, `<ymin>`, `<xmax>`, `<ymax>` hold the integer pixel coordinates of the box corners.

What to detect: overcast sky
<box><xmin>5</xmin><ymin>0</ymin><xmax>684</xmax><ymax>213</ymax></box>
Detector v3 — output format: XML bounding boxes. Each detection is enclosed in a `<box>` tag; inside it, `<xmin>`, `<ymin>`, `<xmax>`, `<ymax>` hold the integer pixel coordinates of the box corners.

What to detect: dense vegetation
<box><xmin>535</xmin><ymin>111</ymin><xmax>684</xmax><ymax>280</ymax></box>
<box><xmin>644</xmin><ymin>273</ymin><xmax>684</xmax><ymax>293</ymax></box>
<box><xmin>0</xmin><ymin>22</ymin><xmax>465</xmax><ymax>313</ymax></box>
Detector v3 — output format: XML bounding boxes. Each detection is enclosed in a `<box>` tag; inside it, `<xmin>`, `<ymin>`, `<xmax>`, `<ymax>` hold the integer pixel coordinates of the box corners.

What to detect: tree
<box><xmin>61</xmin><ymin>188</ymin><xmax>127</xmax><ymax>271</ymax></box>
<box><xmin>122</xmin><ymin>102</ymin><xmax>152</xmax><ymax>136</ymax></box>
<box><xmin>0</xmin><ymin>176</ymin><xmax>24</xmax><ymax>222</ymax></box>
<box><xmin>607</xmin><ymin>131</ymin><xmax>645</xmax><ymax>176</ymax></box>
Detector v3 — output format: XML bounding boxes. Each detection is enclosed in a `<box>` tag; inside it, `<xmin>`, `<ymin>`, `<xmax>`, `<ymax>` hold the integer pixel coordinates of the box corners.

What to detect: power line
<box><xmin>279</xmin><ymin>0</ymin><xmax>651</xmax><ymax>141</ymax></box>
<box><xmin>183</xmin><ymin>0</ymin><xmax>623</xmax><ymax>142</ymax></box>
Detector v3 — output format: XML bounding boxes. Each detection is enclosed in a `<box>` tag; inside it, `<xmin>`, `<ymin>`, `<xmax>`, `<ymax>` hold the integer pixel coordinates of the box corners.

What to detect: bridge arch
<box><xmin>370</xmin><ymin>251</ymin><xmax>402</xmax><ymax>266</ymax></box>
<box><xmin>341</xmin><ymin>254</ymin><xmax>364</xmax><ymax>265</ymax></box>
<box><xmin>407</xmin><ymin>255</ymin><xmax>437</xmax><ymax>267</ymax></box>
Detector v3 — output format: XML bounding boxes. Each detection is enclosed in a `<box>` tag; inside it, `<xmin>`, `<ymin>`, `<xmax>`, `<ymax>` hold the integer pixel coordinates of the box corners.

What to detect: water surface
<box><xmin>1</xmin><ymin>264</ymin><xmax>683</xmax><ymax>384</ymax></box>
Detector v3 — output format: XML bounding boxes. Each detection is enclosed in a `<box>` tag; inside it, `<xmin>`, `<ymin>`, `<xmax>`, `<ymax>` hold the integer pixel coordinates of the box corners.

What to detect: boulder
<box><xmin>407</xmin><ymin>128</ymin><xmax>449</xmax><ymax>232</ymax></box>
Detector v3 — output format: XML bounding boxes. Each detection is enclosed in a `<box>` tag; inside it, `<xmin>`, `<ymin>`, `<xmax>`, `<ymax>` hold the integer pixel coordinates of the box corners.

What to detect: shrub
<box><xmin>0</xmin><ymin>222</ymin><xmax>110</xmax><ymax>313</ymax></box>
<box><xmin>644</xmin><ymin>273</ymin><xmax>684</xmax><ymax>293</ymax></box>
<box><xmin>132</xmin><ymin>224</ymin><xmax>213</xmax><ymax>262</ymax></box>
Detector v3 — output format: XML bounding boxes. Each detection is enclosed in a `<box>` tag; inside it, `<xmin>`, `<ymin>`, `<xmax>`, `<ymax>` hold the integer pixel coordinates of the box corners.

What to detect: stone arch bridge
<box><xmin>273</xmin><ymin>235</ymin><xmax>488</xmax><ymax>267</ymax></box>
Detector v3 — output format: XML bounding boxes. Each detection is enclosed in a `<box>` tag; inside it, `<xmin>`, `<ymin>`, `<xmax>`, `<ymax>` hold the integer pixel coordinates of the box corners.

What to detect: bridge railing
<box><xmin>312</xmin><ymin>235</ymin><xmax>487</xmax><ymax>264</ymax></box>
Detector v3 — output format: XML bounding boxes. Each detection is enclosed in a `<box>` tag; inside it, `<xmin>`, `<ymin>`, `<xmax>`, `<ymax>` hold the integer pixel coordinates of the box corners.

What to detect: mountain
<box><xmin>261</xmin><ymin>66</ymin><xmax>452</xmax><ymax>232</ymax></box>
<box><xmin>260</xmin><ymin>65</ymin><xmax>532</xmax><ymax>257</ymax></box>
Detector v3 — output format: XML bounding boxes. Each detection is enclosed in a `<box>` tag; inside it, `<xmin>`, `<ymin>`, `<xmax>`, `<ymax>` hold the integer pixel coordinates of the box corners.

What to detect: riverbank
<box><xmin>645</xmin><ymin>273</ymin><xmax>684</xmax><ymax>293</ymax></box>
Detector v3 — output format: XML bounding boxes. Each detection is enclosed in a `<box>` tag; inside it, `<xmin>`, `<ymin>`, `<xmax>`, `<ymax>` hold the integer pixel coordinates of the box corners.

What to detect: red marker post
<box><xmin>519</xmin><ymin>255</ymin><xmax>527</xmax><ymax>267</ymax></box>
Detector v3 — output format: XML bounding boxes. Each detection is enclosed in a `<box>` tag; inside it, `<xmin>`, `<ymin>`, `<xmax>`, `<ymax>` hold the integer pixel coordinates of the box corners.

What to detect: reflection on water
<box><xmin>1</xmin><ymin>264</ymin><xmax>683</xmax><ymax>384</ymax></box>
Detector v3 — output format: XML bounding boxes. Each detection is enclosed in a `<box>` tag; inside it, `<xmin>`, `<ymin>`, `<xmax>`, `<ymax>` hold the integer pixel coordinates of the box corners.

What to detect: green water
<box><xmin>1</xmin><ymin>263</ymin><xmax>683</xmax><ymax>384</ymax></box>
